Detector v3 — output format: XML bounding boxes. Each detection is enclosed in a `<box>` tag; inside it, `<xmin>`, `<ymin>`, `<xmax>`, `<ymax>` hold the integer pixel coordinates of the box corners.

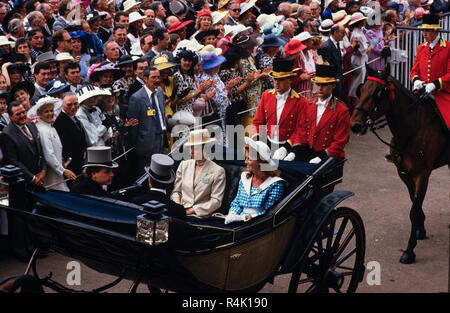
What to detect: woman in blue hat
<box><xmin>256</xmin><ymin>34</ymin><xmax>284</xmax><ymax>92</ymax></box>
<box><xmin>69</xmin><ymin>31</ymin><xmax>92</xmax><ymax>81</ymax></box>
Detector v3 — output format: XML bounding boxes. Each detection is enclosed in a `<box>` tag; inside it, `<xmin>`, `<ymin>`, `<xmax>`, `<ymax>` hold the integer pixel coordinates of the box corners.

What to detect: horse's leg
<box><xmin>400</xmin><ymin>173</ymin><xmax>429</xmax><ymax>264</ymax></box>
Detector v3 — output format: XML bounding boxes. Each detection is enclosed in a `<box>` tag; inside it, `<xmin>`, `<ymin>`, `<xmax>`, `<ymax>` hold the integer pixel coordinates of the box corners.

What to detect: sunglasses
<box><xmin>232</xmin><ymin>9</ymin><xmax>241</xmax><ymax>12</ymax></box>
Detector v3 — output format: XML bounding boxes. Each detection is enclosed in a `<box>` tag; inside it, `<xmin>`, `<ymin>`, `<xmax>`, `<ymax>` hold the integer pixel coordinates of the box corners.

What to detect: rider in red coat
<box><xmin>290</xmin><ymin>64</ymin><xmax>350</xmax><ymax>161</ymax></box>
<box><xmin>252</xmin><ymin>58</ymin><xmax>309</xmax><ymax>160</ymax></box>
<box><xmin>410</xmin><ymin>14</ymin><xmax>450</xmax><ymax>128</ymax></box>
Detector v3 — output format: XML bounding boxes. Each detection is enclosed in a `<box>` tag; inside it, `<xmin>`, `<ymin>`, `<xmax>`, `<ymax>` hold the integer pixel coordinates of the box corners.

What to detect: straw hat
<box><xmin>324</xmin><ymin>0</ymin><xmax>335</xmax><ymax>8</ymax></box>
<box><xmin>199</xmin><ymin>44</ymin><xmax>222</xmax><ymax>57</ymax></box>
<box><xmin>0</xmin><ymin>36</ymin><xmax>15</xmax><ymax>48</ymax></box>
<box><xmin>291</xmin><ymin>3</ymin><xmax>299</xmax><ymax>17</ymax></box>
<box><xmin>240</xmin><ymin>0</ymin><xmax>257</xmax><ymax>16</ymax></box>
<box><xmin>319</xmin><ymin>19</ymin><xmax>334</xmax><ymax>32</ymax></box>
<box><xmin>151</xmin><ymin>56</ymin><xmax>177</xmax><ymax>71</ymax></box>
<box><xmin>348</xmin><ymin>12</ymin><xmax>367</xmax><ymax>26</ymax></box>
<box><xmin>244</xmin><ymin>137</ymin><xmax>277</xmax><ymax>170</ymax></box>
<box><xmin>332</xmin><ymin>10</ymin><xmax>351</xmax><ymax>26</ymax></box>
<box><xmin>55</xmin><ymin>52</ymin><xmax>75</xmax><ymax>62</ymax></box>
<box><xmin>83</xmin><ymin>146</ymin><xmax>118</xmax><ymax>169</ymax></box>
<box><xmin>174</xmin><ymin>40</ymin><xmax>204</xmax><ymax>55</ymax></box>
<box><xmin>294</xmin><ymin>31</ymin><xmax>313</xmax><ymax>42</ymax></box>
<box><xmin>184</xmin><ymin>129</ymin><xmax>216</xmax><ymax>146</ymax></box>
<box><xmin>224</xmin><ymin>24</ymin><xmax>234</xmax><ymax>37</ymax></box>
<box><xmin>76</xmin><ymin>85</ymin><xmax>112</xmax><ymax>104</ymax></box>
<box><xmin>268</xmin><ymin>58</ymin><xmax>296</xmax><ymax>79</ymax></box>
<box><xmin>123</xmin><ymin>0</ymin><xmax>140</xmax><ymax>12</ymax></box>
<box><xmin>231</xmin><ymin>24</ymin><xmax>253</xmax><ymax>38</ymax></box>
<box><xmin>257</xmin><ymin>14</ymin><xmax>283</xmax><ymax>30</ymax></box>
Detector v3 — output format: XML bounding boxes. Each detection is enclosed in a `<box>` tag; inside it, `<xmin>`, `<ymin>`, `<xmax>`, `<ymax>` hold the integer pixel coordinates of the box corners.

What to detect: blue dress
<box><xmin>228</xmin><ymin>172</ymin><xmax>285</xmax><ymax>218</ymax></box>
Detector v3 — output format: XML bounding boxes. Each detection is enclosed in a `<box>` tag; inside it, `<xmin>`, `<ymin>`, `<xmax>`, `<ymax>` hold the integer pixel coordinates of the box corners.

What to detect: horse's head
<box><xmin>350</xmin><ymin>65</ymin><xmax>394</xmax><ymax>135</ymax></box>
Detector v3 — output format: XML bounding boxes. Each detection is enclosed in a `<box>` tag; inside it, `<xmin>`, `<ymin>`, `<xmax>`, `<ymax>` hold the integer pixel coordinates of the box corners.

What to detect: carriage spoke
<box><xmin>298</xmin><ymin>277</ymin><xmax>316</xmax><ymax>284</ymax></box>
<box><xmin>333</xmin><ymin>287</ymin><xmax>342</xmax><ymax>294</ymax></box>
<box><xmin>305</xmin><ymin>283</ymin><xmax>320</xmax><ymax>293</ymax></box>
<box><xmin>332</xmin><ymin>228</ymin><xmax>355</xmax><ymax>263</ymax></box>
<box><xmin>332</xmin><ymin>217</ymin><xmax>349</xmax><ymax>251</ymax></box>
<box><xmin>335</xmin><ymin>265</ymin><xmax>355</xmax><ymax>271</ymax></box>
<box><xmin>325</xmin><ymin>219</ymin><xmax>336</xmax><ymax>252</ymax></box>
<box><xmin>333</xmin><ymin>247</ymin><xmax>357</xmax><ymax>269</ymax></box>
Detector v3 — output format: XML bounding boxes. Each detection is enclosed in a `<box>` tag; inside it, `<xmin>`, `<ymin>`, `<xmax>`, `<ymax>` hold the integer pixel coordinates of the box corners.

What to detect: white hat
<box><xmin>257</xmin><ymin>13</ymin><xmax>283</xmax><ymax>30</ymax></box>
<box><xmin>199</xmin><ymin>44</ymin><xmax>222</xmax><ymax>57</ymax></box>
<box><xmin>76</xmin><ymin>85</ymin><xmax>111</xmax><ymax>104</ymax></box>
<box><xmin>123</xmin><ymin>0</ymin><xmax>140</xmax><ymax>12</ymax></box>
<box><xmin>324</xmin><ymin>0</ymin><xmax>335</xmax><ymax>8</ymax></box>
<box><xmin>421</xmin><ymin>0</ymin><xmax>434</xmax><ymax>6</ymax></box>
<box><xmin>294</xmin><ymin>31</ymin><xmax>312</xmax><ymax>42</ymax></box>
<box><xmin>224</xmin><ymin>24</ymin><xmax>234</xmax><ymax>37</ymax></box>
<box><xmin>359</xmin><ymin>6</ymin><xmax>374</xmax><ymax>17</ymax></box>
<box><xmin>129</xmin><ymin>11</ymin><xmax>145</xmax><ymax>24</ymax></box>
<box><xmin>240</xmin><ymin>0</ymin><xmax>257</xmax><ymax>16</ymax></box>
<box><xmin>174</xmin><ymin>39</ymin><xmax>204</xmax><ymax>56</ymax></box>
<box><xmin>349</xmin><ymin>12</ymin><xmax>367</xmax><ymax>26</ymax></box>
<box><xmin>184</xmin><ymin>129</ymin><xmax>216</xmax><ymax>147</ymax></box>
<box><xmin>55</xmin><ymin>52</ymin><xmax>75</xmax><ymax>61</ymax></box>
<box><xmin>0</xmin><ymin>36</ymin><xmax>15</xmax><ymax>48</ymax></box>
<box><xmin>211</xmin><ymin>11</ymin><xmax>228</xmax><ymax>25</ymax></box>
<box><xmin>319</xmin><ymin>19</ymin><xmax>334</xmax><ymax>32</ymax></box>
<box><xmin>244</xmin><ymin>137</ymin><xmax>278</xmax><ymax>170</ymax></box>
<box><xmin>26</xmin><ymin>96</ymin><xmax>61</xmax><ymax>120</ymax></box>
<box><xmin>231</xmin><ymin>24</ymin><xmax>253</xmax><ymax>38</ymax></box>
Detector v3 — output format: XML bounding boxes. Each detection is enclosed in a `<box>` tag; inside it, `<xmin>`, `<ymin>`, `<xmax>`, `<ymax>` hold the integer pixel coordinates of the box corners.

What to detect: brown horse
<box><xmin>350</xmin><ymin>66</ymin><xmax>450</xmax><ymax>264</ymax></box>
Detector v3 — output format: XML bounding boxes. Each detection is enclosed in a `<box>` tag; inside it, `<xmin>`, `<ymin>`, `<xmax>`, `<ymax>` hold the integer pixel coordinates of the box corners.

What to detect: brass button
<box><xmin>313</xmin><ymin>135</ymin><xmax>317</xmax><ymax>138</ymax></box>
<box><xmin>324</xmin><ymin>138</ymin><xmax>327</xmax><ymax>141</ymax></box>
<box><xmin>327</xmin><ymin>131</ymin><xmax>330</xmax><ymax>134</ymax></box>
<box><xmin>330</xmin><ymin>125</ymin><xmax>334</xmax><ymax>128</ymax></box>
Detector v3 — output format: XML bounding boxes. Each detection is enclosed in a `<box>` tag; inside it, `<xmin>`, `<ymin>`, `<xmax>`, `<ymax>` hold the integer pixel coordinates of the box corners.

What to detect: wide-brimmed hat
<box><xmin>231</xmin><ymin>24</ymin><xmax>253</xmax><ymax>38</ymax></box>
<box><xmin>174</xmin><ymin>47</ymin><xmax>199</xmax><ymax>65</ymax></box>
<box><xmin>319</xmin><ymin>19</ymin><xmax>334</xmax><ymax>32</ymax></box>
<box><xmin>257</xmin><ymin>14</ymin><xmax>283</xmax><ymax>30</ymax></box>
<box><xmin>244</xmin><ymin>137</ymin><xmax>277</xmax><ymax>170</ymax></box>
<box><xmin>201</xmin><ymin>53</ymin><xmax>226</xmax><ymax>70</ymax></box>
<box><xmin>76</xmin><ymin>85</ymin><xmax>112</xmax><ymax>104</ymax></box>
<box><xmin>87</xmin><ymin>10</ymin><xmax>105</xmax><ymax>23</ymax></box>
<box><xmin>129</xmin><ymin>11</ymin><xmax>145</xmax><ymax>24</ymax></box>
<box><xmin>46</xmin><ymin>79</ymin><xmax>71</xmax><ymax>95</ymax></box>
<box><xmin>7</xmin><ymin>62</ymin><xmax>27</xmax><ymax>75</ymax></box>
<box><xmin>174</xmin><ymin>40</ymin><xmax>204</xmax><ymax>55</ymax></box>
<box><xmin>123</xmin><ymin>0</ymin><xmax>140</xmax><ymax>12</ymax></box>
<box><xmin>83</xmin><ymin>146</ymin><xmax>118</xmax><ymax>169</ymax></box>
<box><xmin>199</xmin><ymin>44</ymin><xmax>222</xmax><ymax>56</ymax></box>
<box><xmin>115</xmin><ymin>55</ymin><xmax>135</xmax><ymax>67</ymax></box>
<box><xmin>311</xmin><ymin>64</ymin><xmax>339</xmax><ymax>83</ymax></box>
<box><xmin>415</xmin><ymin>7</ymin><xmax>427</xmax><ymax>19</ymax></box>
<box><xmin>26</xmin><ymin>96</ymin><xmax>61</xmax><ymax>120</ymax></box>
<box><xmin>324</xmin><ymin>0</ymin><xmax>335</xmax><ymax>8</ymax></box>
<box><xmin>184</xmin><ymin>129</ymin><xmax>216</xmax><ymax>146</ymax></box>
<box><xmin>0</xmin><ymin>36</ymin><xmax>15</xmax><ymax>48</ymax></box>
<box><xmin>259</xmin><ymin>34</ymin><xmax>285</xmax><ymax>49</ymax></box>
<box><xmin>212</xmin><ymin>11</ymin><xmax>228</xmax><ymax>25</ymax></box>
<box><xmin>151</xmin><ymin>56</ymin><xmax>177</xmax><ymax>71</ymax></box>
<box><xmin>10</xmin><ymin>81</ymin><xmax>35</xmax><ymax>99</ymax></box>
<box><xmin>224</xmin><ymin>25</ymin><xmax>234</xmax><ymax>37</ymax></box>
<box><xmin>294</xmin><ymin>31</ymin><xmax>313</xmax><ymax>43</ymax></box>
<box><xmin>418</xmin><ymin>13</ymin><xmax>441</xmax><ymax>29</ymax></box>
<box><xmin>421</xmin><ymin>0</ymin><xmax>434</xmax><ymax>6</ymax></box>
<box><xmin>284</xmin><ymin>39</ymin><xmax>307</xmax><ymax>56</ymax></box>
<box><xmin>332</xmin><ymin>10</ymin><xmax>350</xmax><ymax>26</ymax></box>
<box><xmin>195</xmin><ymin>29</ymin><xmax>220</xmax><ymax>43</ymax></box>
<box><xmin>56</xmin><ymin>52</ymin><xmax>75</xmax><ymax>62</ymax></box>
<box><xmin>218</xmin><ymin>0</ymin><xmax>231</xmax><ymax>9</ymax></box>
<box><xmin>291</xmin><ymin>3</ymin><xmax>299</xmax><ymax>17</ymax></box>
<box><xmin>168</xmin><ymin>20</ymin><xmax>193</xmax><ymax>34</ymax></box>
<box><xmin>262</xmin><ymin>24</ymin><xmax>283</xmax><ymax>38</ymax></box>
<box><xmin>240</xmin><ymin>0</ymin><xmax>257</xmax><ymax>16</ymax></box>
<box><xmin>145</xmin><ymin>154</ymin><xmax>176</xmax><ymax>185</ymax></box>
<box><xmin>349</xmin><ymin>12</ymin><xmax>367</xmax><ymax>25</ymax></box>
<box><xmin>359</xmin><ymin>6</ymin><xmax>374</xmax><ymax>17</ymax></box>
<box><xmin>89</xmin><ymin>63</ymin><xmax>125</xmax><ymax>82</ymax></box>
<box><xmin>268</xmin><ymin>57</ymin><xmax>296</xmax><ymax>78</ymax></box>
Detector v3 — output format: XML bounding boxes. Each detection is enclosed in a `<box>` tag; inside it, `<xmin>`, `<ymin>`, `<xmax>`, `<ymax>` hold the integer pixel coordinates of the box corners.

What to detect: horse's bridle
<box><xmin>355</xmin><ymin>76</ymin><xmax>396</xmax><ymax>150</ymax></box>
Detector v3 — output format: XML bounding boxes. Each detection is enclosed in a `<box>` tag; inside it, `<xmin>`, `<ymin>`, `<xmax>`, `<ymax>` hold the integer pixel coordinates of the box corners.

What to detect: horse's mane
<box><xmin>388</xmin><ymin>76</ymin><xmax>417</xmax><ymax>103</ymax></box>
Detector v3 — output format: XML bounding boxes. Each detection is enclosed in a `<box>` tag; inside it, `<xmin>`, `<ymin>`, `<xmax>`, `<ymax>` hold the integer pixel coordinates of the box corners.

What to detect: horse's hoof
<box><xmin>399</xmin><ymin>251</ymin><xmax>416</xmax><ymax>264</ymax></box>
<box><xmin>416</xmin><ymin>228</ymin><xmax>427</xmax><ymax>240</ymax></box>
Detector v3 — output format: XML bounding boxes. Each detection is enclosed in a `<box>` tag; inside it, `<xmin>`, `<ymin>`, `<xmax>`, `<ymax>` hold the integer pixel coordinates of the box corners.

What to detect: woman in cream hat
<box><xmin>224</xmin><ymin>137</ymin><xmax>285</xmax><ymax>224</ymax></box>
<box><xmin>291</xmin><ymin>32</ymin><xmax>318</xmax><ymax>98</ymax></box>
<box><xmin>171</xmin><ymin>129</ymin><xmax>226</xmax><ymax>217</ymax></box>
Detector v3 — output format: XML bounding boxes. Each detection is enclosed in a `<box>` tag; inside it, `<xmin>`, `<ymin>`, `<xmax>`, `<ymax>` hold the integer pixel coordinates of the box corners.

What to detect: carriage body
<box><xmin>0</xmin><ymin>157</ymin><xmax>365</xmax><ymax>293</ymax></box>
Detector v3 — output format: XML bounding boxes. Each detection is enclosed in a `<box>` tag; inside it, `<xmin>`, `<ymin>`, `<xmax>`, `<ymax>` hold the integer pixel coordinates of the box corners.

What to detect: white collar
<box><xmin>429</xmin><ymin>36</ymin><xmax>440</xmax><ymax>49</ymax></box>
<box><xmin>241</xmin><ymin>172</ymin><xmax>284</xmax><ymax>196</ymax></box>
<box><xmin>330</xmin><ymin>36</ymin><xmax>340</xmax><ymax>47</ymax></box>
<box><xmin>276</xmin><ymin>88</ymin><xmax>290</xmax><ymax>100</ymax></box>
<box><xmin>34</xmin><ymin>82</ymin><xmax>46</xmax><ymax>91</ymax></box>
<box><xmin>317</xmin><ymin>95</ymin><xmax>332</xmax><ymax>106</ymax></box>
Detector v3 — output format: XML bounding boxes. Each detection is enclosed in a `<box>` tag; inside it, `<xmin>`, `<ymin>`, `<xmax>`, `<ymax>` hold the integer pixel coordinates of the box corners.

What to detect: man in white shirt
<box><xmin>30</xmin><ymin>63</ymin><xmax>52</xmax><ymax>106</ymax></box>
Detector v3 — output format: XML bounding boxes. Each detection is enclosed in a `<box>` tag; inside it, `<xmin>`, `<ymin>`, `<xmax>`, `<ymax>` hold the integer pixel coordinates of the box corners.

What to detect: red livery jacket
<box><xmin>298</xmin><ymin>97</ymin><xmax>350</xmax><ymax>160</ymax></box>
<box><xmin>251</xmin><ymin>89</ymin><xmax>308</xmax><ymax>147</ymax></box>
<box><xmin>410</xmin><ymin>38</ymin><xmax>450</xmax><ymax>127</ymax></box>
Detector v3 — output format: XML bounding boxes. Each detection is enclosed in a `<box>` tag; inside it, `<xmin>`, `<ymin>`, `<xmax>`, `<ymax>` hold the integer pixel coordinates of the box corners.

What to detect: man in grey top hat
<box><xmin>131</xmin><ymin>154</ymin><xmax>186</xmax><ymax>220</ymax></box>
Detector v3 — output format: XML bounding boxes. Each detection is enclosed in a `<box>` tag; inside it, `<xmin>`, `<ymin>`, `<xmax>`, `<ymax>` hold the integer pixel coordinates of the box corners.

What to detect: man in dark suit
<box><xmin>127</xmin><ymin>66</ymin><xmax>168</xmax><ymax>178</ymax></box>
<box><xmin>143</xmin><ymin>27</ymin><xmax>173</xmax><ymax>63</ymax></box>
<box><xmin>53</xmin><ymin>92</ymin><xmax>87</xmax><ymax>180</ymax></box>
<box><xmin>113</xmin><ymin>25</ymin><xmax>131</xmax><ymax>57</ymax></box>
<box><xmin>318</xmin><ymin>24</ymin><xmax>345</xmax><ymax>100</ymax></box>
<box><xmin>131</xmin><ymin>154</ymin><xmax>186</xmax><ymax>220</ymax></box>
<box><xmin>0</xmin><ymin>101</ymin><xmax>47</xmax><ymax>262</ymax></box>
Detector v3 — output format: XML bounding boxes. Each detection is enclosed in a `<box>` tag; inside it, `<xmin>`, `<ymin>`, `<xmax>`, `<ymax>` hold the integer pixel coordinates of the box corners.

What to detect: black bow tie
<box><xmin>88</xmin><ymin>107</ymin><xmax>96</xmax><ymax>113</ymax></box>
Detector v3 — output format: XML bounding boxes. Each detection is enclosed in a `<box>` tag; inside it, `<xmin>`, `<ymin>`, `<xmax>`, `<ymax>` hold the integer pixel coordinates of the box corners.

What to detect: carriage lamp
<box><xmin>136</xmin><ymin>200</ymin><xmax>169</xmax><ymax>246</ymax></box>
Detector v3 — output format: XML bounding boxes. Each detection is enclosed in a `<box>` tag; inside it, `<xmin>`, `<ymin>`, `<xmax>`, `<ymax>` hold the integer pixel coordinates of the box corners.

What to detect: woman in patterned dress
<box><xmin>224</xmin><ymin>137</ymin><xmax>285</xmax><ymax>224</ymax></box>
<box><xmin>255</xmin><ymin>34</ymin><xmax>284</xmax><ymax>92</ymax></box>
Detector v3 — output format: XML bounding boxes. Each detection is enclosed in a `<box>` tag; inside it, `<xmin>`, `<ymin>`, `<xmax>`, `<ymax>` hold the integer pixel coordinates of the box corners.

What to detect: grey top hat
<box><xmin>146</xmin><ymin>154</ymin><xmax>175</xmax><ymax>185</ymax></box>
<box><xmin>36</xmin><ymin>51</ymin><xmax>57</xmax><ymax>63</ymax></box>
<box><xmin>83</xmin><ymin>146</ymin><xmax>119</xmax><ymax>168</ymax></box>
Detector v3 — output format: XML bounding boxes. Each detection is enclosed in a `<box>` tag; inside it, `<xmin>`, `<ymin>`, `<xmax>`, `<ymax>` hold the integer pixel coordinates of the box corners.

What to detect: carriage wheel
<box><xmin>288</xmin><ymin>207</ymin><xmax>366</xmax><ymax>293</ymax></box>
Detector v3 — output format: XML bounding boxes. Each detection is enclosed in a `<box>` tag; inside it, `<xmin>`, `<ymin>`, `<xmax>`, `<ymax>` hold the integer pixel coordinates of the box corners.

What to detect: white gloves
<box><xmin>309</xmin><ymin>157</ymin><xmax>322</xmax><ymax>164</ymax></box>
<box><xmin>224</xmin><ymin>214</ymin><xmax>248</xmax><ymax>224</ymax></box>
<box><xmin>413</xmin><ymin>80</ymin><xmax>424</xmax><ymax>91</ymax></box>
<box><xmin>425</xmin><ymin>83</ymin><xmax>436</xmax><ymax>94</ymax></box>
<box><xmin>272</xmin><ymin>147</ymin><xmax>287</xmax><ymax>160</ymax></box>
<box><xmin>283</xmin><ymin>152</ymin><xmax>296</xmax><ymax>161</ymax></box>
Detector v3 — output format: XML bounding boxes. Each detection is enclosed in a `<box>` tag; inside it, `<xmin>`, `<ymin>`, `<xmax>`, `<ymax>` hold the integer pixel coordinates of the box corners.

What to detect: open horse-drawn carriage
<box><xmin>0</xmin><ymin>153</ymin><xmax>366</xmax><ymax>293</ymax></box>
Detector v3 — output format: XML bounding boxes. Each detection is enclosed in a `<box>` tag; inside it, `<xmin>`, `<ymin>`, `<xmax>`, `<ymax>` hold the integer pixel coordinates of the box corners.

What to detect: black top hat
<box><xmin>268</xmin><ymin>57</ymin><xmax>296</xmax><ymax>79</ymax></box>
<box><xmin>419</xmin><ymin>14</ymin><xmax>441</xmax><ymax>29</ymax></box>
<box><xmin>146</xmin><ymin>154</ymin><xmax>175</xmax><ymax>185</ymax></box>
<box><xmin>195</xmin><ymin>29</ymin><xmax>220</xmax><ymax>43</ymax></box>
<box><xmin>311</xmin><ymin>64</ymin><xmax>339</xmax><ymax>83</ymax></box>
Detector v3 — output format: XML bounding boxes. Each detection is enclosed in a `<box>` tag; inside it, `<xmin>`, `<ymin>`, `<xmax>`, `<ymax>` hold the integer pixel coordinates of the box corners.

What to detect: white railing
<box><xmin>391</xmin><ymin>12</ymin><xmax>450</xmax><ymax>89</ymax></box>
